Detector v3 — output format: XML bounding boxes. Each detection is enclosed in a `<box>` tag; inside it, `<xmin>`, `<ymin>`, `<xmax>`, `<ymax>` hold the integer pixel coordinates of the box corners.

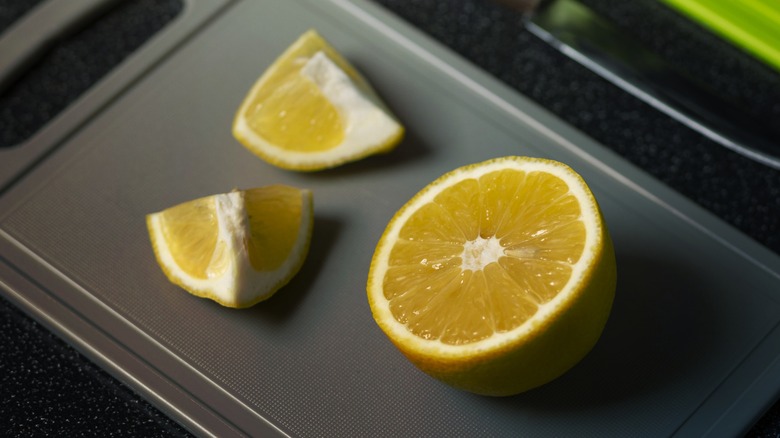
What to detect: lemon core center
<box><xmin>461</xmin><ymin>237</ymin><xmax>504</xmax><ymax>271</ymax></box>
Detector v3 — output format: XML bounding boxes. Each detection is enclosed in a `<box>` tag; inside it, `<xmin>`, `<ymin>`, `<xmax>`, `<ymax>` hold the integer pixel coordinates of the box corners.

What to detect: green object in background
<box><xmin>659</xmin><ymin>0</ymin><xmax>780</xmax><ymax>72</ymax></box>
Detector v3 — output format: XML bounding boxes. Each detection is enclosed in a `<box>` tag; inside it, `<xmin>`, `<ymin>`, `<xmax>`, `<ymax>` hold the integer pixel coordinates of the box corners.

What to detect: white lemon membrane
<box><xmin>148</xmin><ymin>190</ymin><xmax>312</xmax><ymax>306</ymax></box>
<box><xmin>370</xmin><ymin>159</ymin><xmax>602</xmax><ymax>357</ymax></box>
<box><xmin>233</xmin><ymin>50</ymin><xmax>401</xmax><ymax>166</ymax></box>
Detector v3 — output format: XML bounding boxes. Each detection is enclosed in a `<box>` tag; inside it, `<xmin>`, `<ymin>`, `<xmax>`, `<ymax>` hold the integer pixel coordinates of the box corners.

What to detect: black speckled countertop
<box><xmin>1</xmin><ymin>0</ymin><xmax>779</xmax><ymax>436</ymax></box>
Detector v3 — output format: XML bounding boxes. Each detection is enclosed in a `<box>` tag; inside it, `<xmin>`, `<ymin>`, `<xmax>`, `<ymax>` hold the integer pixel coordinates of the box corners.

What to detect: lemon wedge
<box><xmin>232</xmin><ymin>30</ymin><xmax>404</xmax><ymax>171</ymax></box>
<box><xmin>367</xmin><ymin>156</ymin><xmax>617</xmax><ymax>395</ymax></box>
<box><xmin>147</xmin><ymin>185</ymin><xmax>313</xmax><ymax>308</ymax></box>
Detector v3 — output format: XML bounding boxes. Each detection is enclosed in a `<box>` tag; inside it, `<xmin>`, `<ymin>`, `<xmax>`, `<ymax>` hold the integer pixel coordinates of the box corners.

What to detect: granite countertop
<box><xmin>1</xmin><ymin>0</ymin><xmax>779</xmax><ymax>435</ymax></box>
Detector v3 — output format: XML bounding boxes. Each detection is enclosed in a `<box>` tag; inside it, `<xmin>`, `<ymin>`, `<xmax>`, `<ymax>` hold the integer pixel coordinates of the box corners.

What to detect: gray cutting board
<box><xmin>1</xmin><ymin>0</ymin><xmax>780</xmax><ymax>436</ymax></box>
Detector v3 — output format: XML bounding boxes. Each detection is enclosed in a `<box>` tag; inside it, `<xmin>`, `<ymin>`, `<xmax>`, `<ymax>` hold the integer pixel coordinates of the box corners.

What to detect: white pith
<box><xmin>369</xmin><ymin>158</ymin><xmax>602</xmax><ymax>357</ymax></box>
<box><xmin>233</xmin><ymin>48</ymin><xmax>402</xmax><ymax>167</ymax></box>
<box><xmin>461</xmin><ymin>236</ymin><xmax>504</xmax><ymax>271</ymax></box>
<box><xmin>149</xmin><ymin>190</ymin><xmax>312</xmax><ymax>307</ymax></box>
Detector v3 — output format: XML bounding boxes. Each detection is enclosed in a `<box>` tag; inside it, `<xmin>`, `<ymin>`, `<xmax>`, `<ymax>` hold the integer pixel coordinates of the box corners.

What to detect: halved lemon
<box><xmin>232</xmin><ymin>29</ymin><xmax>404</xmax><ymax>171</ymax></box>
<box><xmin>147</xmin><ymin>185</ymin><xmax>313</xmax><ymax>308</ymax></box>
<box><xmin>367</xmin><ymin>156</ymin><xmax>616</xmax><ymax>395</ymax></box>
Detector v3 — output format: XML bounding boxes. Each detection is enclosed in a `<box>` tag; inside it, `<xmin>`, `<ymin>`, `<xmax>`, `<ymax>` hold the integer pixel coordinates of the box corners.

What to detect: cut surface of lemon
<box><xmin>232</xmin><ymin>29</ymin><xmax>404</xmax><ymax>171</ymax></box>
<box><xmin>367</xmin><ymin>156</ymin><xmax>616</xmax><ymax>395</ymax></box>
<box><xmin>147</xmin><ymin>185</ymin><xmax>313</xmax><ymax>308</ymax></box>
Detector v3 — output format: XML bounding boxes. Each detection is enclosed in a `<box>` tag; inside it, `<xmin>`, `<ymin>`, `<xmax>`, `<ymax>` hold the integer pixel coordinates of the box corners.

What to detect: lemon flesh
<box><xmin>233</xmin><ymin>30</ymin><xmax>404</xmax><ymax>171</ymax></box>
<box><xmin>367</xmin><ymin>156</ymin><xmax>616</xmax><ymax>395</ymax></box>
<box><xmin>147</xmin><ymin>185</ymin><xmax>313</xmax><ymax>308</ymax></box>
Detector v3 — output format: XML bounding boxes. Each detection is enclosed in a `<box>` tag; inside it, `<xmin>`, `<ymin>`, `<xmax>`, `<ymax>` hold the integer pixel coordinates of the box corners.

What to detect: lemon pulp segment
<box><xmin>244</xmin><ymin>58</ymin><xmax>344</xmax><ymax>152</ymax></box>
<box><xmin>158</xmin><ymin>196</ymin><xmax>222</xmax><ymax>279</ymax></box>
<box><xmin>245</xmin><ymin>185</ymin><xmax>307</xmax><ymax>270</ymax></box>
<box><xmin>385</xmin><ymin>169</ymin><xmax>586</xmax><ymax>345</ymax></box>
